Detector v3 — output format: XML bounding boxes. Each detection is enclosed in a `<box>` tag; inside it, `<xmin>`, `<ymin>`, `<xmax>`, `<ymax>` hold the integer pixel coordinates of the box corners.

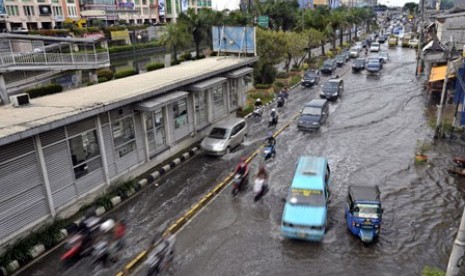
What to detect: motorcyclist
<box><xmin>254</xmin><ymin>166</ymin><xmax>269</xmax><ymax>202</ymax></box>
<box><xmin>234</xmin><ymin>156</ymin><xmax>249</xmax><ymax>178</ymax></box>
<box><xmin>365</xmin><ymin>48</ymin><xmax>368</xmax><ymax>56</ymax></box>
<box><xmin>282</xmin><ymin>86</ymin><xmax>289</xmax><ymax>100</ymax></box>
<box><xmin>266</xmin><ymin>131</ymin><xmax>276</xmax><ymax>146</ymax></box>
<box><xmin>254</xmin><ymin>98</ymin><xmax>263</xmax><ymax>107</ymax></box>
<box><xmin>269</xmin><ymin>108</ymin><xmax>278</xmax><ymax>127</ymax></box>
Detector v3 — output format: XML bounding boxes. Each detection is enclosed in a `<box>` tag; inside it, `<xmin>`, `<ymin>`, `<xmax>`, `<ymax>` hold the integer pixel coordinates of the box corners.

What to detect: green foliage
<box><xmin>94</xmin><ymin>193</ymin><xmax>113</xmax><ymax>211</ymax></box>
<box><xmin>253</xmin><ymin>61</ymin><xmax>277</xmax><ymax>86</ymax></box>
<box><xmin>160</xmin><ymin>22</ymin><xmax>191</xmax><ymax>62</ymax></box>
<box><xmin>276</xmin><ymin>71</ymin><xmax>289</xmax><ymax>79</ymax></box>
<box><xmin>107</xmin><ymin>41</ymin><xmax>162</xmax><ymax>54</ymax></box>
<box><xmin>29</xmin><ymin>29</ymin><xmax>71</xmax><ymax>37</ymax></box>
<box><xmin>97</xmin><ymin>69</ymin><xmax>113</xmax><ymax>80</ymax></box>
<box><xmin>421</xmin><ymin>266</ymin><xmax>445</xmax><ymax>276</ymax></box>
<box><xmin>289</xmin><ymin>75</ymin><xmax>301</xmax><ymax>87</ymax></box>
<box><xmin>273</xmin><ymin>81</ymin><xmax>286</xmax><ymax>93</ymax></box>
<box><xmin>98</xmin><ymin>77</ymin><xmax>109</xmax><ymax>83</ymax></box>
<box><xmin>180</xmin><ymin>52</ymin><xmax>193</xmax><ymax>61</ymax></box>
<box><xmin>326</xmin><ymin>50</ymin><xmax>335</xmax><ymax>58</ymax></box>
<box><xmin>403</xmin><ymin>2</ymin><xmax>419</xmax><ymax>14</ymax></box>
<box><xmin>256</xmin><ymin>28</ymin><xmax>287</xmax><ymax>65</ymax></box>
<box><xmin>254</xmin><ymin>83</ymin><xmax>272</xmax><ymax>89</ymax></box>
<box><xmin>25</xmin><ymin>84</ymin><xmax>63</xmax><ymax>99</ymax></box>
<box><xmin>146</xmin><ymin>62</ymin><xmax>165</xmax><ymax>71</ymax></box>
<box><xmin>114</xmin><ymin>68</ymin><xmax>137</xmax><ymax>79</ymax></box>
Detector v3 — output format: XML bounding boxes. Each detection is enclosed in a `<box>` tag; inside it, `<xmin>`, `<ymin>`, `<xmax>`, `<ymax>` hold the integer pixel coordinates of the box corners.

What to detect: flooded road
<box><xmin>21</xmin><ymin>46</ymin><xmax>465</xmax><ymax>276</ymax></box>
<box><xmin>166</xmin><ymin>48</ymin><xmax>465</xmax><ymax>276</ymax></box>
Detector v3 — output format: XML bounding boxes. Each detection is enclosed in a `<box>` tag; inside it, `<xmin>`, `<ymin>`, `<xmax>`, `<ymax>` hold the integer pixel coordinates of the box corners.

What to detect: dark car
<box><xmin>335</xmin><ymin>54</ymin><xmax>346</xmax><ymax>67</ymax></box>
<box><xmin>320</xmin><ymin>59</ymin><xmax>337</xmax><ymax>75</ymax></box>
<box><xmin>301</xmin><ymin>69</ymin><xmax>320</xmax><ymax>87</ymax></box>
<box><xmin>320</xmin><ymin>78</ymin><xmax>344</xmax><ymax>100</ymax></box>
<box><xmin>342</xmin><ymin>50</ymin><xmax>350</xmax><ymax>62</ymax></box>
<box><xmin>352</xmin><ymin>58</ymin><xmax>366</xmax><ymax>72</ymax></box>
<box><xmin>366</xmin><ymin>58</ymin><xmax>383</xmax><ymax>73</ymax></box>
<box><xmin>378</xmin><ymin>35</ymin><xmax>386</xmax><ymax>43</ymax></box>
<box><xmin>297</xmin><ymin>99</ymin><xmax>329</xmax><ymax>131</ymax></box>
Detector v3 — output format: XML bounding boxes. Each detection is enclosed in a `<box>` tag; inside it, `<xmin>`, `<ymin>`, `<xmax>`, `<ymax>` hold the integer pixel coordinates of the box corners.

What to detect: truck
<box><xmin>401</xmin><ymin>34</ymin><xmax>412</xmax><ymax>48</ymax></box>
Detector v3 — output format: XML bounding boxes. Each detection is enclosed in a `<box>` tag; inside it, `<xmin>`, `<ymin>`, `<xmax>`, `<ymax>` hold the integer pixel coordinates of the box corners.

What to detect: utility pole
<box><xmin>416</xmin><ymin>0</ymin><xmax>425</xmax><ymax>76</ymax></box>
<box><xmin>435</xmin><ymin>55</ymin><xmax>451</xmax><ymax>139</ymax></box>
<box><xmin>447</xmin><ymin>206</ymin><xmax>465</xmax><ymax>275</ymax></box>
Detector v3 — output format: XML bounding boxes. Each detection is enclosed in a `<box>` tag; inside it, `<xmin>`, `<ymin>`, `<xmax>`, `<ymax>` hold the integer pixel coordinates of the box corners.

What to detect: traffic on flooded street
<box><xmin>18</xmin><ymin>29</ymin><xmax>465</xmax><ymax>276</ymax></box>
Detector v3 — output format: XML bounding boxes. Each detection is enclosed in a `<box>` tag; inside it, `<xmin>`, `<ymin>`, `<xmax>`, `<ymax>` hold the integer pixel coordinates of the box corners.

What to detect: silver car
<box><xmin>200</xmin><ymin>117</ymin><xmax>248</xmax><ymax>156</ymax></box>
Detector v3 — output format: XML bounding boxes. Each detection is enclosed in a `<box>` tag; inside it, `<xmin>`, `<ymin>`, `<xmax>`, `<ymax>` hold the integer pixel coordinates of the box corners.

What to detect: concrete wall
<box><xmin>437</xmin><ymin>15</ymin><xmax>465</xmax><ymax>50</ymax></box>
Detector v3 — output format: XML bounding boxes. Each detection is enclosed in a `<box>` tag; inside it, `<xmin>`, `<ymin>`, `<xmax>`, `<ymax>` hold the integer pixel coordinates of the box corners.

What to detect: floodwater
<box><xmin>20</xmin><ymin>47</ymin><xmax>465</xmax><ymax>276</ymax></box>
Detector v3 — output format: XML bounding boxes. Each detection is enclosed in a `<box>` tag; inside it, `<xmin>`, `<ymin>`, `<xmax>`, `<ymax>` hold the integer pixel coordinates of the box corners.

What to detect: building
<box><xmin>0</xmin><ymin>56</ymin><xmax>256</xmax><ymax>247</ymax></box>
<box><xmin>436</xmin><ymin>11</ymin><xmax>465</xmax><ymax>51</ymax></box>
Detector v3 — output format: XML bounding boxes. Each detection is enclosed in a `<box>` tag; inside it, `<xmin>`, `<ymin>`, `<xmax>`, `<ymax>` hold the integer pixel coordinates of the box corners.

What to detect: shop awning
<box><xmin>135</xmin><ymin>91</ymin><xmax>188</xmax><ymax>111</ymax></box>
<box><xmin>429</xmin><ymin>65</ymin><xmax>455</xmax><ymax>82</ymax></box>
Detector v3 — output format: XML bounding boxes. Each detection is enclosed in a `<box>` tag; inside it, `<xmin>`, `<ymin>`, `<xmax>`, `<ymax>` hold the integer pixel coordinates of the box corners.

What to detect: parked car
<box><xmin>320</xmin><ymin>59</ymin><xmax>337</xmax><ymax>75</ymax></box>
<box><xmin>335</xmin><ymin>54</ymin><xmax>346</xmax><ymax>67</ymax></box>
<box><xmin>301</xmin><ymin>69</ymin><xmax>320</xmax><ymax>87</ymax></box>
<box><xmin>297</xmin><ymin>99</ymin><xmax>329</xmax><ymax>131</ymax></box>
<box><xmin>379</xmin><ymin>51</ymin><xmax>389</xmax><ymax>63</ymax></box>
<box><xmin>320</xmin><ymin>78</ymin><xmax>344</xmax><ymax>100</ymax></box>
<box><xmin>349</xmin><ymin>47</ymin><xmax>360</xmax><ymax>58</ymax></box>
<box><xmin>352</xmin><ymin>58</ymin><xmax>366</xmax><ymax>72</ymax></box>
<box><xmin>200</xmin><ymin>117</ymin><xmax>248</xmax><ymax>156</ymax></box>
<box><xmin>370</xmin><ymin>42</ymin><xmax>380</xmax><ymax>52</ymax></box>
<box><xmin>366</xmin><ymin>58</ymin><xmax>383</xmax><ymax>73</ymax></box>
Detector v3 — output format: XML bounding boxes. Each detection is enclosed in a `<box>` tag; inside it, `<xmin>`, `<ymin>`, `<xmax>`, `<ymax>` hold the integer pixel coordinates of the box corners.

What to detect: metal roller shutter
<box><xmin>39</xmin><ymin>127</ymin><xmax>66</xmax><ymax>147</ymax></box>
<box><xmin>102</xmin><ymin>124</ymin><xmax>116</xmax><ymax>177</ymax></box>
<box><xmin>133</xmin><ymin>113</ymin><xmax>146</xmax><ymax>163</ymax></box>
<box><xmin>75</xmin><ymin>169</ymin><xmax>105</xmax><ymax>195</ymax></box>
<box><xmin>67</xmin><ymin>118</ymin><xmax>96</xmax><ymax>137</ymax></box>
<box><xmin>43</xmin><ymin>141</ymin><xmax>77</xmax><ymax>209</ymax></box>
<box><xmin>0</xmin><ymin>141</ymin><xmax>49</xmax><ymax>240</ymax></box>
<box><xmin>115</xmin><ymin>153</ymin><xmax>138</xmax><ymax>174</ymax></box>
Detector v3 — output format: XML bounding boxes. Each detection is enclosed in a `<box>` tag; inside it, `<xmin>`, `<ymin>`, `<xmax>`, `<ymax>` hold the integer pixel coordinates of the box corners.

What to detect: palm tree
<box><xmin>160</xmin><ymin>22</ymin><xmax>191</xmax><ymax>63</ymax></box>
<box><xmin>305</xmin><ymin>6</ymin><xmax>330</xmax><ymax>56</ymax></box>
<box><xmin>179</xmin><ymin>8</ymin><xmax>206</xmax><ymax>59</ymax></box>
<box><xmin>351</xmin><ymin>8</ymin><xmax>364</xmax><ymax>40</ymax></box>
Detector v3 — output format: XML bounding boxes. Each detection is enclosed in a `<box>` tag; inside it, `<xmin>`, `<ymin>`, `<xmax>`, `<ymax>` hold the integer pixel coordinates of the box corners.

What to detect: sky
<box><xmin>212</xmin><ymin>0</ymin><xmax>240</xmax><ymax>11</ymax></box>
<box><xmin>378</xmin><ymin>0</ymin><xmax>419</xmax><ymax>7</ymax></box>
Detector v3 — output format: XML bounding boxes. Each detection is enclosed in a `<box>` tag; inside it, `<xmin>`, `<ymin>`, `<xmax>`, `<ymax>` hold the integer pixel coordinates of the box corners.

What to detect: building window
<box><xmin>173</xmin><ymin>98</ymin><xmax>188</xmax><ymax>130</ymax></box>
<box><xmin>212</xmin><ymin>84</ymin><xmax>226</xmax><ymax>119</ymax></box>
<box><xmin>69</xmin><ymin>130</ymin><xmax>102</xmax><ymax>179</ymax></box>
<box><xmin>37</xmin><ymin>0</ymin><xmax>45</xmax><ymax>3</ymax></box>
<box><xmin>52</xmin><ymin>6</ymin><xmax>62</xmax><ymax>16</ymax></box>
<box><xmin>67</xmin><ymin>0</ymin><xmax>75</xmax><ymax>3</ymax></box>
<box><xmin>194</xmin><ymin>90</ymin><xmax>208</xmax><ymax>127</ymax></box>
<box><xmin>6</xmin><ymin>6</ymin><xmax>19</xmax><ymax>15</ymax></box>
<box><xmin>145</xmin><ymin>108</ymin><xmax>167</xmax><ymax>153</ymax></box>
<box><xmin>143</xmin><ymin>7</ymin><xmax>148</xmax><ymax>14</ymax></box>
<box><xmin>23</xmin><ymin>5</ymin><xmax>35</xmax><ymax>16</ymax></box>
<box><xmin>67</xmin><ymin>6</ymin><xmax>77</xmax><ymax>16</ymax></box>
<box><xmin>52</xmin><ymin>0</ymin><xmax>59</xmax><ymax>3</ymax></box>
<box><xmin>112</xmin><ymin>115</ymin><xmax>136</xmax><ymax>158</ymax></box>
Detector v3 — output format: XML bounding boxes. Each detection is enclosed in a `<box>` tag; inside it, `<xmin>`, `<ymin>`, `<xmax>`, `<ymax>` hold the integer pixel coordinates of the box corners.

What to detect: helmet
<box><xmin>240</xmin><ymin>156</ymin><xmax>246</xmax><ymax>162</ymax></box>
<box><xmin>256</xmin><ymin>98</ymin><xmax>261</xmax><ymax>102</ymax></box>
<box><xmin>267</xmin><ymin>131</ymin><xmax>273</xmax><ymax>138</ymax></box>
<box><xmin>271</xmin><ymin>108</ymin><xmax>276</xmax><ymax>112</ymax></box>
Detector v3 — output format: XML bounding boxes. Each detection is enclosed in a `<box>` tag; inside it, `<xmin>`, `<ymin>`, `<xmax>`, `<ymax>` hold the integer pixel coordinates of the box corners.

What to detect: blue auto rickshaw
<box><xmin>345</xmin><ymin>185</ymin><xmax>382</xmax><ymax>243</ymax></box>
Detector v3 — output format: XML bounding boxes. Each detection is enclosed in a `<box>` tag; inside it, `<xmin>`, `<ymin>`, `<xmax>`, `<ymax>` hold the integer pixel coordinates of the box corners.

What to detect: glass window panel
<box><xmin>69</xmin><ymin>130</ymin><xmax>101</xmax><ymax>179</ymax></box>
<box><xmin>116</xmin><ymin>141</ymin><xmax>136</xmax><ymax>158</ymax></box>
<box><xmin>173</xmin><ymin>99</ymin><xmax>188</xmax><ymax>129</ymax></box>
<box><xmin>112</xmin><ymin>116</ymin><xmax>135</xmax><ymax>147</ymax></box>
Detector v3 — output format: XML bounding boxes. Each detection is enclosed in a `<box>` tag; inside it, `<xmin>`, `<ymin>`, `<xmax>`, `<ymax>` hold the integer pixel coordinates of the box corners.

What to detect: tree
<box><xmin>403</xmin><ymin>2</ymin><xmax>418</xmax><ymax>14</ymax></box>
<box><xmin>160</xmin><ymin>22</ymin><xmax>191</xmax><ymax>63</ymax></box>
<box><xmin>255</xmin><ymin>0</ymin><xmax>300</xmax><ymax>31</ymax></box>
<box><xmin>305</xmin><ymin>28</ymin><xmax>324</xmax><ymax>59</ymax></box>
<box><xmin>256</xmin><ymin>28</ymin><xmax>287</xmax><ymax>65</ymax></box>
<box><xmin>304</xmin><ymin>6</ymin><xmax>331</xmax><ymax>56</ymax></box>
<box><xmin>284</xmin><ymin>32</ymin><xmax>308</xmax><ymax>71</ymax></box>
<box><xmin>179</xmin><ymin>8</ymin><xmax>206</xmax><ymax>59</ymax></box>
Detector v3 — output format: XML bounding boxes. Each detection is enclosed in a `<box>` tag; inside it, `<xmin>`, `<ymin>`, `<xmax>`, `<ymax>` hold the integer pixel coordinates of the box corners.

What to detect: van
<box><xmin>281</xmin><ymin>156</ymin><xmax>331</xmax><ymax>241</ymax></box>
<box><xmin>200</xmin><ymin>117</ymin><xmax>248</xmax><ymax>156</ymax></box>
<box><xmin>297</xmin><ymin>99</ymin><xmax>329</xmax><ymax>131</ymax></box>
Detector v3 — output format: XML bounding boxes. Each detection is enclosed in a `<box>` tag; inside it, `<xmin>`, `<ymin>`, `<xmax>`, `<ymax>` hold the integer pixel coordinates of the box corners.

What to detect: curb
<box><xmin>4</xmin><ymin>145</ymin><xmax>200</xmax><ymax>276</ymax></box>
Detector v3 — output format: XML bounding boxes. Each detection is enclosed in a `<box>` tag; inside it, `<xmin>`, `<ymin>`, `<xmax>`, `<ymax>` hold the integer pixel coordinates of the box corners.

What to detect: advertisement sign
<box><xmin>159</xmin><ymin>0</ymin><xmax>165</xmax><ymax>16</ymax></box>
<box><xmin>111</xmin><ymin>30</ymin><xmax>130</xmax><ymax>43</ymax></box>
<box><xmin>0</xmin><ymin>0</ymin><xmax>6</xmax><ymax>15</ymax></box>
<box><xmin>212</xmin><ymin>26</ymin><xmax>256</xmax><ymax>55</ymax></box>
<box><xmin>298</xmin><ymin>0</ymin><xmax>313</xmax><ymax>9</ymax></box>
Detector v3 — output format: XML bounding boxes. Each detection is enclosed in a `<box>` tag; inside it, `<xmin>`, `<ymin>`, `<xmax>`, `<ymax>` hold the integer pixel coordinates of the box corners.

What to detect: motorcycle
<box><xmin>268</xmin><ymin>114</ymin><xmax>278</xmax><ymax>128</ymax></box>
<box><xmin>277</xmin><ymin>96</ymin><xmax>285</xmax><ymax>108</ymax></box>
<box><xmin>253</xmin><ymin>178</ymin><xmax>268</xmax><ymax>202</ymax></box>
<box><xmin>146</xmin><ymin>235</ymin><xmax>176</xmax><ymax>276</ymax></box>
<box><xmin>252</xmin><ymin>105</ymin><xmax>263</xmax><ymax>117</ymax></box>
<box><xmin>60</xmin><ymin>216</ymin><xmax>101</xmax><ymax>263</ymax></box>
<box><xmin>231</xmin><ymin>173</ymin><xmax>248</xmax><ymax>196</ymax></box>
<box><xmin>263</xmin><ymin>143</ymin><xmax>276</xmax><ymax>161</ymax></box>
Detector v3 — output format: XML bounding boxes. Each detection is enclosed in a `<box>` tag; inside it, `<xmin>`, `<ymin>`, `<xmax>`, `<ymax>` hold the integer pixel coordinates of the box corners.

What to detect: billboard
<box><xmin>159</xmin><ymin>0</ymin><xmax>165</xmax><ymax>16</ymax></box>
<box><xmin>0</xmin><ymin>0</ymin><xmax>5</xmax><ymax>16</ymax></box>
<box><xmin>212</xmin><ymin>26</ymin><xmax>256</xmax><ymax>55</ymax></box>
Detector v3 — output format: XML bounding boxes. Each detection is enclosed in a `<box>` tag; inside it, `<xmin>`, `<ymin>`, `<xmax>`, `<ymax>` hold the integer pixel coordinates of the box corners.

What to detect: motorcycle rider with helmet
<box><xmin>269</xmin><ymin>108</ymin><xmax>279</xmax><ymax>128</ymax></box>
<box><xmin>232</xmin><ymin>157</ymin><xmax>249</xmax><ymax>194</ymax></box>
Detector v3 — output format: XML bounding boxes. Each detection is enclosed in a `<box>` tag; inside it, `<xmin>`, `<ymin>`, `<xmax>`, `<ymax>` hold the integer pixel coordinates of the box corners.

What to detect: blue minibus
<box><xmin>281</xmin><ymin>156</ymin><xmax>331</xmax><ymax>241</ymax></box>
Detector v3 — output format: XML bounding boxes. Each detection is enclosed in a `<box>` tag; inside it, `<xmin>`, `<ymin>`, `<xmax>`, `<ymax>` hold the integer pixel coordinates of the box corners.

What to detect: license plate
<box><xmin>297</xmin><ymin>232</ymin><xmax>306</xmax><ymax>238</ymax></box>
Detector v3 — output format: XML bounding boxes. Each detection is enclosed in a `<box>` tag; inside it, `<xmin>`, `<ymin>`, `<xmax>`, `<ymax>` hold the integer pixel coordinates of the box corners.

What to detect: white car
<box><xmin>379</xmin><ymin>51</ymin><xmax>389</xmax><ymax>63</ymax></box>
<box><xmin>409</xmin><ymin>38</ymin><xmax>419</xmax><ymax>48</ymax></box>
<box><xmin>370</xmin><ymin>42</ymin><xmax>380</xmax><ymax>52</ymax></box>
<box><xmin>349</xmin><ymin>47</ymin><xmax>360</xmax><ymax>58</ymax></box>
